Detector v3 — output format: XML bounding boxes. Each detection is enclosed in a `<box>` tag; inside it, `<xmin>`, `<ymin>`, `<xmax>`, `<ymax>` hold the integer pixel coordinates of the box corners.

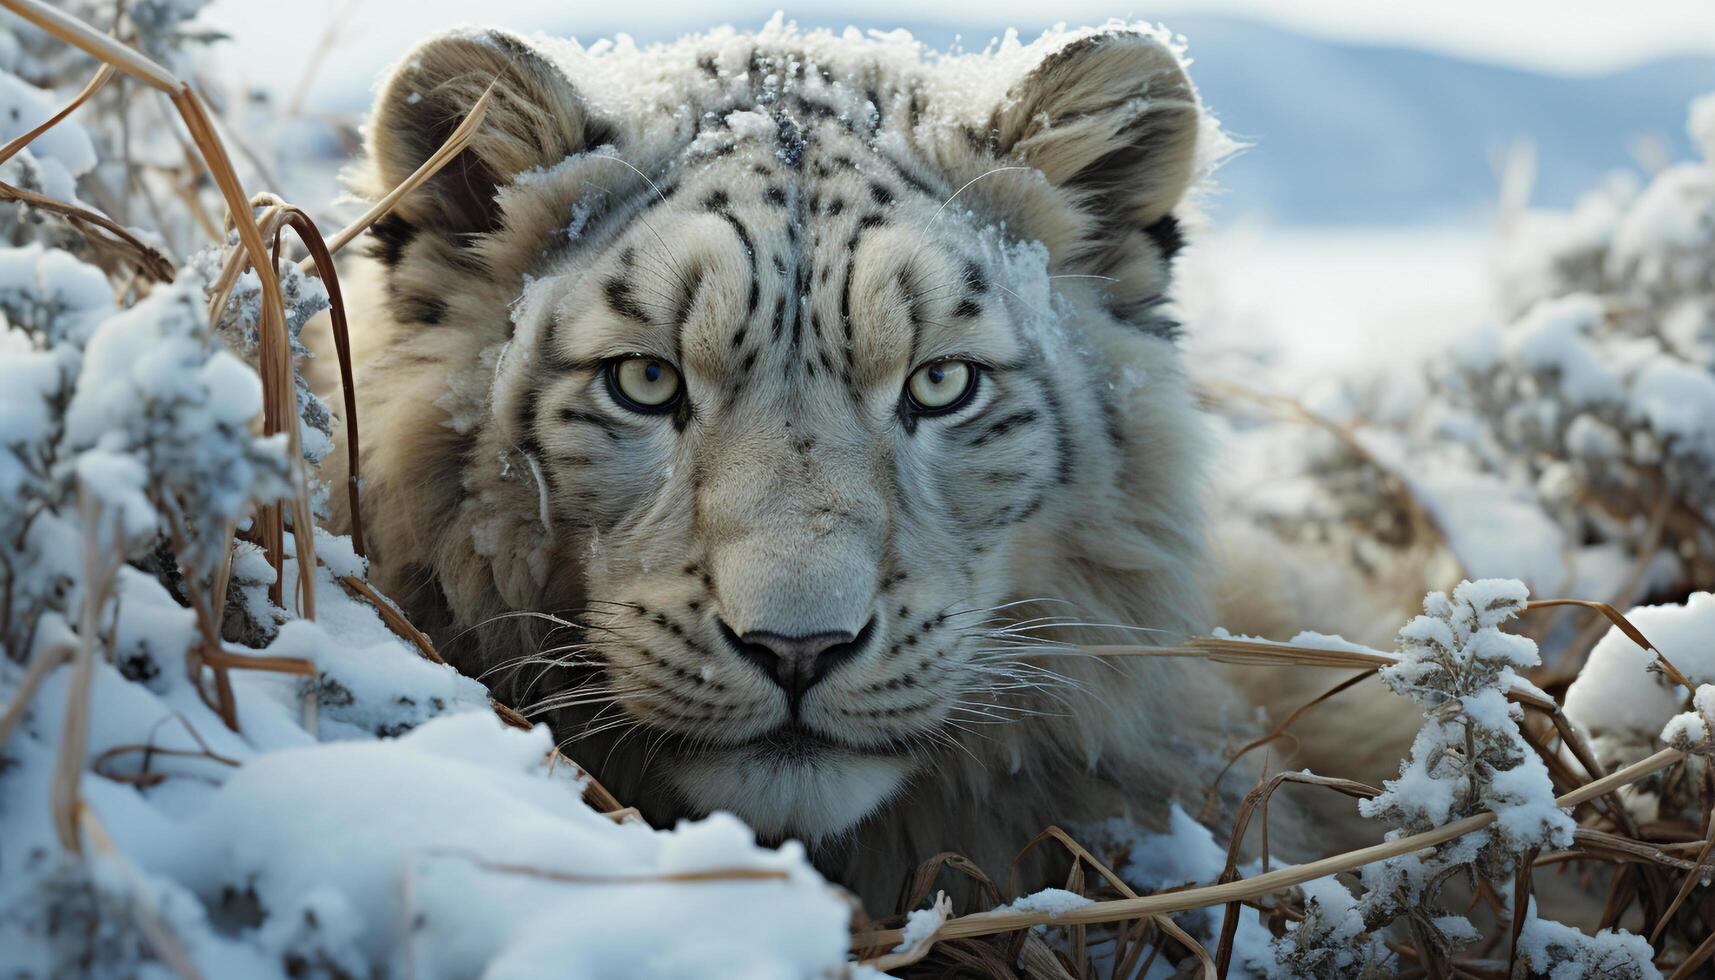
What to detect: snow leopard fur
<box><xmin>326</xmin><ymin>21</ymin><xmax>1329</xmax><ymax>909</ymax></box>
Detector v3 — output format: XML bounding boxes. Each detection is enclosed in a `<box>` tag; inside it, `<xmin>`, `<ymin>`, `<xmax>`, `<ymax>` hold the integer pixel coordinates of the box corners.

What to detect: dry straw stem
<box><xmin>51</xmin><ymin>494</ymin><xmax>123</xmax><ymax>854</ymax></box>
<box><xmin>1083</xmin><ymin>636</ymin><xmax>1395</xmax><ymax>670</ymax></box>
<box><xmin>852</xmin><ymin>747</ymin><xmax>1687</xmax><ymax>950</ymax></box>
<box><xmin>0</xmin><ymin>60</ymin><xmax>177</xmax><ymax>278</ymax></box>
<box><xmin>1528</xmin><ymin>597</ymin><xmax>1693</xmax><ymax>691</ymax></box>
<box><xmin>0</xmin><ymin>61</ymin><xmax>113</xmax><ymax>164</ymax></box>
<box><xmin>418</xmin><ymin>849</ymin><xmax>791</xmax><ymax>886</ymax></box>
<box><xmin>0</xmin><ymin>176</ymin><xmax>176</xmax><ymax>283</ymax></box>
<box><xmin>340</xmin><ymin>575</ymin><xmax>444</xmax><ymax>663</ymax></box>
<box><xmin>0</xmin><ymin>641</ymin><xmax>71</xmax><ymax>755</ymax></box>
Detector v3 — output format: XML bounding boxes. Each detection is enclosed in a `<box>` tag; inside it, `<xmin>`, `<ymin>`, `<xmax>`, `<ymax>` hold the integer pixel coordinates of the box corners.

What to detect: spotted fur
<box><xmin>328</xmin><ymin>22</ymin><xmax>1280</xmax><ymax>907</ymax></box>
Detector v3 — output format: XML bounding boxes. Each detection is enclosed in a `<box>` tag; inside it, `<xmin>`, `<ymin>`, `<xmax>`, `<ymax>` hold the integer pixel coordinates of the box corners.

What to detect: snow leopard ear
<box><xmin>988</xmin><ymin>29</ymin><xmax>1200</xmax><ymax>257</ymax></box>
<box><xmin>368</xmin><ymin>30</ymin><xmax>610</xmax><ymax>238</ymax></box>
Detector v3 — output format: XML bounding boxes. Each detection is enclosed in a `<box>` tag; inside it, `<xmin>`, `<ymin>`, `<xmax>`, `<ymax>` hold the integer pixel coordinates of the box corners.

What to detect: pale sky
<box><xmin>202</xmin><ymin>0</ymin><xmax>1715</xmax><ymax>109</ymax></box>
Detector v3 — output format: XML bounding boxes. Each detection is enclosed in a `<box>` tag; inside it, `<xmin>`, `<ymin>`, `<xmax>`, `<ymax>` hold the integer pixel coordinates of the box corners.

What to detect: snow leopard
<box><xmin>327</xmin><ymin>20</ymin><xmax>1311</xmax><ymax>909</ymax></box>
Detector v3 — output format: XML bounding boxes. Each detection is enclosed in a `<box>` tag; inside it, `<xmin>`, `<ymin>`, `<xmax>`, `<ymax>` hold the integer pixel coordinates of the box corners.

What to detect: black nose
<box><xmin>718</xmin><ymin>618</ymin><xmax>875</xmax><ymax>710</ymax></box>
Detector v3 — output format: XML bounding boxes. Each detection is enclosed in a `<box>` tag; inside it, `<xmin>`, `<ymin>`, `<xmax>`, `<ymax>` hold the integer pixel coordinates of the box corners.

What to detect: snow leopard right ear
<box><xmin>368</xmin><ymin>29</ymin><xmax>610</xmax><ymax>238</ymax></box>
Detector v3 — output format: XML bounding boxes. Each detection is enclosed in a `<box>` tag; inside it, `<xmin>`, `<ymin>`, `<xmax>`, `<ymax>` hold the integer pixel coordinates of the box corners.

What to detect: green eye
<box><xmin>607</xmin><ymin>356</ymin><xmax>683</xmax><ymax>413</ymax></box>
<box><xmin>904</xmin><ymin>360</ymin><xmax>977</xmax><ymax>414</ymax></box>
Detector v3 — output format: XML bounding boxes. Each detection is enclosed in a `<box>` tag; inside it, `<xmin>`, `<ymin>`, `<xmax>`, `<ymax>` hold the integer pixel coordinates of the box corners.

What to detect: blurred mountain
<box><xmin>1156</xmin><ymin>16</ymin><xmax>1715</xmax><ymax>224</ymax></box>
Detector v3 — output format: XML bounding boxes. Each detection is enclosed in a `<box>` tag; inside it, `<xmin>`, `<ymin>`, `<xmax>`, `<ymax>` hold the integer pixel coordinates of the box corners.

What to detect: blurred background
<box><xmin>198</xmin><ymin>0</ymin><xmax>1715</xmax><ymax>383</ymax></box>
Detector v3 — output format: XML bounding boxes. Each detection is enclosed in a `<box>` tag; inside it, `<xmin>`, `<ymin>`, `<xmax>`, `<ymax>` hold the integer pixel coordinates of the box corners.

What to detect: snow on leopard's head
<box><xmin>347</xmin><ymin>20</ymin><xmax>1216</xmax><ymax>846</ymax></box>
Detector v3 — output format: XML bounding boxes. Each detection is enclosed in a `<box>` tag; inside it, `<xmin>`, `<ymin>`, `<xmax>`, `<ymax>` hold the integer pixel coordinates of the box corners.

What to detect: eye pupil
<box><xmin>904</xmin><ymin>360</ymin><xmax>977</xmax><ymax>415</ymax></box>
<box><xmin>608</xmin><ymin>356</ymin><xmax>683</xmax><ymax>413</ymax></box>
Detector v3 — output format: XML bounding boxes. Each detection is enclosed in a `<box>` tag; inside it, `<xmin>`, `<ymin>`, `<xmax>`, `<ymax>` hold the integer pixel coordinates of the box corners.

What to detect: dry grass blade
<box><xmin>1205</xmin><ymin>669</ymin><xmax>1378</xmax><ymax>817</ymax></box>
<box><xmin>340</xmin><ymin>575</ymin><xmax>443</xmax><ymax>663</ymax></box>
<box><xmin>1650</xmin><ymin>807</ymin><xmax>1715</xmax><ymax>942</ymax></box>
<box><xmin>1084</xmin><ymin>637</ymin><xmax>1395</xmax><ymax>669</ymax></box>
<box><xmin>1527</xmin><ymin>598</ymin><xmax>1689</xmax><ymax>690</ymax></box>
<box><xmin>421</xmin><ymin>849</ymin><xmax>790</xmax><ymax>886</ymax></box>
<box><xmin>0</xmin><ymin>641</ymin><xmax>72</xmax><ymax>754</ymax></box>
<box><xmin>171</xmin><ymin>85</ymin><xmax>318</xmax><ymax>621</ymax></box>
<box><xmin>544</xmin><ymin>745</ymin><xmax>627</xmax><ymax>814</ymax></box>
<box><xmin>0</xmin><ymin>179</ymin><xmax>176</xmax><ymax>281</ymax></box>
<box><xmin>286</xmin><ymin>211</ymin><xmax>367</xmax><ymax>556</ymax></box>
<box><xmin>1669</xmin><ymin>930</ymin><xmax>1715</xmax><ymax>980</ymax></box>
<box><xmin>1213</xmin><ymin>771</ymin><xmax>1380</xmax><ymax>977</ymax></box>
<box><xmin>0</xmin><ymin>62</ymin><xmax>114</xmax><ymax>166</ymax></box>
<box><xmin>852</xmin><ymin>747</ymin><xmax>1686</xmax><ymax>949</ymax></box>
<box><xmin>1508</xmin><ymin>846</ymin><xmax>1537</xmax><ymax>974</ymax></box>
<box><xmin>296</xmin><ymin>82</ymin><xmax>497</xmax><ymax>270</ymax></box>
<box><xmin>1008</xmin><ymin>826</ymin><xmax>1217</xmax><ymax>979</ymax></box>
<box><xmin>53</xmin><ymin>493</ymin><xmax>122</xmax><ymax>853</ymax></box>
<box><xmin>199</xmin><ymin>647</ymin><xmax>317</xmax><ymax>676</ymax></box>
<box><xmin>92</xmin><ymin>744</ymin><xmax>242</xmax><ymax>786</ymax></box>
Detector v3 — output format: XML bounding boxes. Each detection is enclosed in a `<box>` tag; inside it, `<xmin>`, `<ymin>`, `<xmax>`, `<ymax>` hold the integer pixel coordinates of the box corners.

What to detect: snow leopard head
<box><xmin>344</xmin><ymin>21</ymin><xmax>1214</xmax><ymax>850</ymax></box>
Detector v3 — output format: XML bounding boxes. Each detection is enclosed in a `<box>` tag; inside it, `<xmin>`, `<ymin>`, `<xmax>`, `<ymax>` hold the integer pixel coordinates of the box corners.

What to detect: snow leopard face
<box><xmin>348</xmin><ymin>24</ymin><xmax>1209</xmax><ymax>846</ymax></box>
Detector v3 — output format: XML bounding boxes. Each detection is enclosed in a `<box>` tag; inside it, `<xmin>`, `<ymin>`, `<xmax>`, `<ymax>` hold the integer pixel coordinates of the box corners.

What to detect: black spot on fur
<box><xmin>869</xmin><ymin>182</ymin><xmax>894</xmax><ymax>206</ymax></box>
<box><xmin>558</xmin><ymin>407</ymin><xmax>623</xmax><ymax>442</ymax></box>
<box><xmin>967</xmin><ymin>410</ymin><xmax>1040</xmax><ymax>447</ymax></box>
<box><xmin>716</xmin><ymin>211</ymin><xmax>759</xmax><ymax>317</ymax></box>
<box><xmin>703</xmin><ymin>189</ymin><xmax>731</xmax><ymax>211</ymax></box>
<box><xmin>953</xmin><ymin>297</ymin><xmax>982</xmax><ymax>319</ymax></box>
<box><xmin>604</xmin><ymin>277</ymin><xmax>651</xmax><ymax>323</ymax></box>
<box><xmin>1143</xmin><ymin>214</ymin><xmax>1184</xmax><ymax>260</ymax></box>
<box><xmin>963</xmin><ymin>261</ymin><xmax>988</xmax><ymax>294</ymax></box>
<box><xmin>765</xmin><ymin>186</ymin><xmax>788</xmax><ymax>208</ymax></box>
<box><xmin>368</xmin><ymin>214</ymin><xmax>415</xmax><ymax>268</ymax></box>
<box><xmin>399</xmin><ymin>295</ymin><xmax>447</xmax><ymax>325</ymax></box>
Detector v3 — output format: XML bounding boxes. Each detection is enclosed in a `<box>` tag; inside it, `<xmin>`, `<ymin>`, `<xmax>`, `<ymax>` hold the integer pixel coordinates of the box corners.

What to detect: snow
<box><xmin>2</xmin><ymin>532</ymin><xmax>853</xmax><ymax>977</ymax></box>
<box><xmin>1660</xmin><ymin>709</ymin><xmax>1706</xmax><ymax>752</ymax></box>
<box><xmin>1631</xmin><ymin>354</ymin><xmax>1715</xmax><ymax>441</ymax></box>
<box><xmin>1515</xmin><ymin>898</ymin><xmax>1662</xmax><ymax>980</ymax></box>
<box><xmin>0</xmin><ymin>71</ymin><xmax>97</xmax><ymax>179</ymax></box>
<box><xmin>1564</xmin><ymin>593</ymin><xmax>1715</xmax><ymax>757</ymax></box>
<box><xmin>1001</xmin><ymin>888</ymin><xmax>1092</xmax><ymax>918</ymax></box>
<box><xmin>896</xmin><ymin>900</ymin><xmax>945</xmax><ymax>951</ymax></box>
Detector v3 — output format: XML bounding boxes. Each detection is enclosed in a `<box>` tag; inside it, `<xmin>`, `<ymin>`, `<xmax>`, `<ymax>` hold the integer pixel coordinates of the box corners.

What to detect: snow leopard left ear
<box><xmin>987</xmin><ymin>30</ymin><xmax>1200</xmax><ymax>270</ymax></box>
<box><xmin>368</xmin><ymin>29</ymin><xmax>610</xmax><ymax>238</ymax></box>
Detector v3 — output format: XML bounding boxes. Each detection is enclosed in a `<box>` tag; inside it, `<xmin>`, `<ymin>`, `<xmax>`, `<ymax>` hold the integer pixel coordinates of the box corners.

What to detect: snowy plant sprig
<box><xmin>1262</xmin><ymin>580</ymin><xmax>1658</xmax><ymax>978</ymax></box>
<box><xmin>62</xmin><ymin>269</ymin><xmax>291</xmax><ymax>584</ymax></box>
<box><xmin>1360</xmin><ymin>579</ymin><xmax>1573</xmax><ymax>871</ymax></box>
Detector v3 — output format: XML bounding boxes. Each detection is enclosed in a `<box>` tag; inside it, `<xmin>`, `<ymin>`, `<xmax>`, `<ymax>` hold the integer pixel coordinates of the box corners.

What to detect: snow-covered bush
<box><xmin>1260</xmin><ymin>580</ymin><xmax>1656</xmax><ymax>978</ymax></box>
<box><xmin>1429</xmin><ymin>95</ymin><xmax>1715</xmax><ymax>599</ymax></box>
<box><xmin>1216</xmin><ymin>92</ymin><xmax>1715</xmax><ymax>617</ymax></box>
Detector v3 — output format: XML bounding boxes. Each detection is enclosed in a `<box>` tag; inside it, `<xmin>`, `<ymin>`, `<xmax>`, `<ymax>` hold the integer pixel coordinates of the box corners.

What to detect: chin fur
<box><xmin>667</xmin><ymin>747</ymin><xmax>913</xmax><ymax>843</ymax></box>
